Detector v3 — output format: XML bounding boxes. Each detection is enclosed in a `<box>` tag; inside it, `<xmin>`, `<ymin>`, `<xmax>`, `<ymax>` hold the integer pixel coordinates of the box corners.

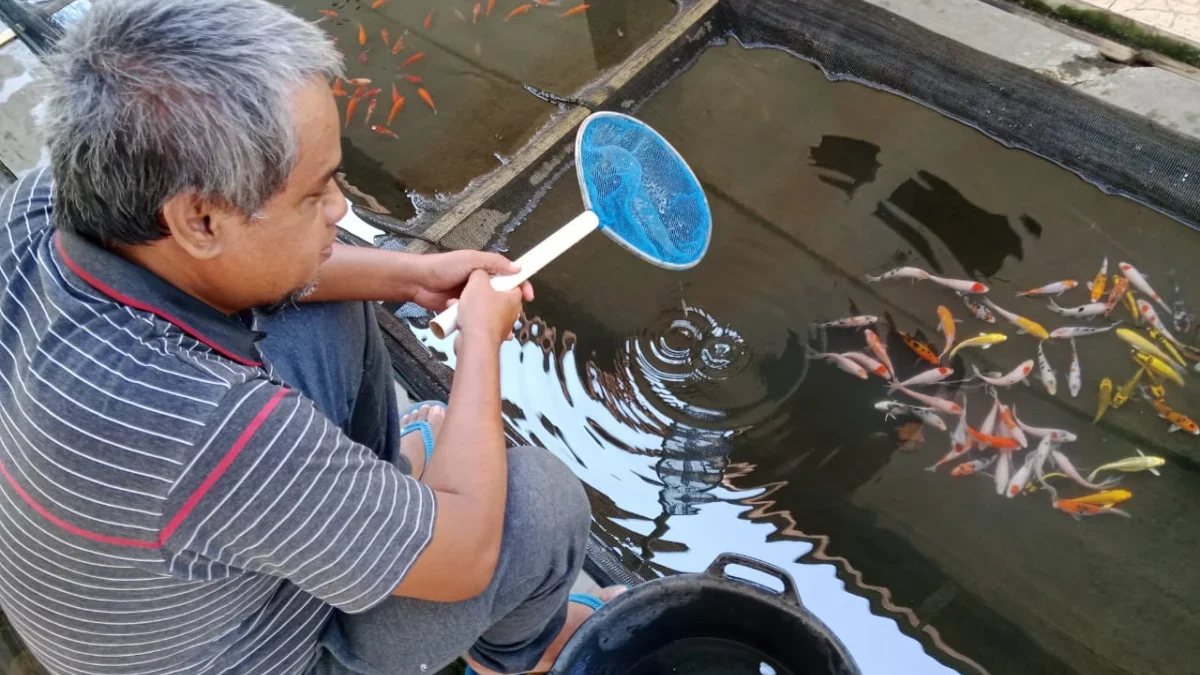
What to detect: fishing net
<box><xmin>577</xmin><ymin>112</ymin><xmax>711</xmax><ymax>269</ymax></box>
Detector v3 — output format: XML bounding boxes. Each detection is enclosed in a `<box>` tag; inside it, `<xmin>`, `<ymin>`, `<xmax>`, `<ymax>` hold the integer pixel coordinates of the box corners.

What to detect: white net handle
<box><xmin>429</xmin><ymin>211</ymin><xmax>600</xmax><ymax>339</ymax></box>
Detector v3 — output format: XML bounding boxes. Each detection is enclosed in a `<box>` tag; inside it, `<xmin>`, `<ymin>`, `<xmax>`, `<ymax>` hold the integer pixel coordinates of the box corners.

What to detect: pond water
<box><xmin>275</xmin><ymin>0</ymin><xmax>676</xmax><ymax>220</ymax></box>
<box><xmin>409</xmin><ymin>39</ymin><xmax>1200</xmax><ymax>675</ymax></box>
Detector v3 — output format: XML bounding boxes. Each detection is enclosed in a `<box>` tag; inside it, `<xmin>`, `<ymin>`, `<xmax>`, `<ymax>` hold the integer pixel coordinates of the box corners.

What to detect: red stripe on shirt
<box><xmin>54</xmin><ymin>233</ymin><xmax>262</xmax><ymax>367</ymax></box>
<box><xmin>0</xmin><ymin>459</ymin><xmax>160</xmax><ymax>549</ymax></box>
<box><xmin>158</xmin><ymin>388</ymin><xmax>289</xmax><ymax>545</ymax></box>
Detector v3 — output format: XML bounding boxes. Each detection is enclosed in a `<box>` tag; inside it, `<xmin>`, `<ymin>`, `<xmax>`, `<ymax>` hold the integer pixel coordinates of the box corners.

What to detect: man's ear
<box><xmin>161</xmin><ymin>192</ymin><xmax>237</xmax><ymax>260</ymax></box>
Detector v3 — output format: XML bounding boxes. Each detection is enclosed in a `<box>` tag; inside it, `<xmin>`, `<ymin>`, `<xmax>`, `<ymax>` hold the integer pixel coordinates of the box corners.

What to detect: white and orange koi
<box><xmin>972</xmin><ymin>360</ymin><xmax>1034</xmax><ymax>388</ymax></box>
<box><xmin>841</xmin><ymin>352</ymin><xmax>891</xmax><ymax>380</ymax></box>
<box><xmin>982</xmin><ymin>299</ymin><xmax>1049</xmax><ymax>339</ymax></box>
<box><xmin>895</xmin><ymin>385</ymin><xmax>964</xmax><ymax>415</ymax></box>
<box><xmin>865</xmin><ymin>266</ymin><xmax>932</xmax><ymax>283</ymax></box>
<box><xmin>1136</xmin><ymin>299</ymin><xmax>1185</xmax><ymax>349</ymax></box>
<box><xmin>926</xmin><ymin>395</ymin><xmax>971</xmax><ymax>472</ymax></box>
<box><xmin>864</xmin><ymin>329</ymin><xmax>895</xmax><ymax>380</ymax></box>
<box><xmin>996</xmin><ymin>397</ymin><xmax>1029</xmax><ymax>448</ymax></box>
<box><xmin>1119</xmin><ymin>262</ymin><xmax>1171</xmax><ymax>313</ymax></box>
<box><xmin>806</xmin><ymin>348</ymin><xmax>868</xmax><ymax>380</ymax></box>
<box><xmin>960</xmin><ymin>293</ymin><xmax>996</xmax><ymax>323</ymax></box>
<box><xmin>1017</xmin><ymin>280</ymin><xmax>1077</xmax><ymax>297</ymax></box>
<box><xmin>815</xmin><ymin>315</ymin><xmax>879</xmax><ymax>329</ymax></box>
<box><xmin>1011</xmin><ymin>404</ymin><xmax>1077</xmax><ymax>443</ymax></box>
<box><xmin>950</xmin><ymin>456</ymin><xmax>996</xmax><ymax>477</ymax></box>
<box><xmin>1050</xmin><ymin>450</ymin><xmax>1122</xmax><ymax>491</ymax></box>
<box><xmin>927</xmin><ymin>274</ymin><xmax>989</xmax><ymax>294</ymax></box>
<box><xmin>1006</xmin><ymin>452</ymin><xmax>1038</xmax><ymax>498</ymax></box>
<box><xmin>889</xmin><ymin>367</ymin><xmax>954</xmax><ymax>390</ymax></box>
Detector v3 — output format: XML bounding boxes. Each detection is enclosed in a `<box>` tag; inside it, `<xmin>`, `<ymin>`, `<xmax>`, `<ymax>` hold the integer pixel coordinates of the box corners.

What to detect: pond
<box><xmin>408</xmin><ymin>39</ymin><xmax>1200</xmax><ymax>675</ymax></box>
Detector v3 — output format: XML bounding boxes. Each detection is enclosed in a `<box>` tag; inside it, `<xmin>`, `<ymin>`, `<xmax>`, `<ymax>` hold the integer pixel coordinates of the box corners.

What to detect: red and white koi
<box><xmin>1136</xmin><ymin>299</ymin><xmax>1185</xmax><ymax>348</ymax></box>
<box><xmin>1050</xmin><ymin>450</ymin><xmax>1121</xmax><ymax>491</ymax></box>
<box><xmin>996</xmin><ymin>398</ymin><xmax>1028</xmax><ymax>448</ymax></box>
<box><xmin>980</xmin><ymin>396</ymin><xmax>1001</xmax><ymax>437</ymax></box>
<box><xmin>864</xmin><ymin>329</ymin><xmax>895</xmax><ymax>380</ymax></box>
<box><xmin>815</xmin><ymin>315</ymin><xmax>879</xmax><ymax>329</ymax></box>
<box><xmin>895</xmin><ymin>385</ymin><xmax>964</xmax><ymax>415</ymax></box>
<box><xmin>865</xmin><ymin>266</ymin><xmax>932</xmax><ymax>283</ymax></box>
<box><xmin>1048</xmin><ymin>322</ymin><xmax>1121</xmax><ymax>339</ymax></box>
<box><xmin>1006</xmin><ymin>452</ymin><xmax>1038</xmax><ymax>498</ymax></box>
<box><xmin>951</xmin><ymin>456</ymin><xmax>996</xmax><ymax>477</ymax></box>
<box><xmin>994</xmin><ymin>452</ymin><xmax>1013</xmax><ymax>496</ymax></box>
<box><xmin>1046</xmin><ymin>298</ymin><xmax>1107</xmax><ymax>318</ymax></box>
<box><xmin>890</xmin><ymin>367</ymin><xmax>954</xmax><ymax>389</ymax></box>
<box><xmin>806</xmin><ymin>349</ymin><xmax>868</xmax><ymax>380</ymax></box>
<box><xmin>926</xmin><ymin>396</ymin><xmax>971</xmax><ymax>472</ymax></box>
<box><xmin>874</xmin><ymin>401</ymin><xmax>947</xmax><ymax>431</ymax></box>
<box><xmin>1068</xmin><ymin>338</ymin><xmax>1082</xmax><ymax>398</ymax></box>
<box><xmin>968</xmin><ymin>426</ymin><xmax>1021</xmax><ymax>451</ymax></box>
<box><xmin>936</xmin><ymin>305</ymin><xmax>957</xmax><ymax>361</ymax></box>
<box><xmin>972</xmin><ymin>360</ymin><xmax>1033</xmax><ymax>388</ymax></box>
<box><xmin>1036</xmin><ymin>340</ymin><xmax>1057</xmax><ymax>396</ymax></box>
<box><xmin>841</xmin><ymin>351</ymin><xmax>891</xmax><ymax>380</ymax></box>
<box><xmin>960</xmin><ymin>293</ymin><xmax>996</xmax><ymax>323</ymax></box>
<box><xmin>1103</xmin><ymin>275</ymin><xmax>1130</xmax><ymax>317</ymax></box>
<box><xmin>1017</xmin><ymin>280</ymin><xmax>1077</xmax><ymax>297</ymax></box>
<box><xmin>927</xmin><ymin>274</ymin><xmax>989</xmax><ymax>294</ymax></box>
<box><xmin>1119</xmin><ymin>262</ymin><xmax>1171</xmax><ymax>313</ymax></box>
<box><xmin>1011</xmin><ymin>404</ymin><xmax>1077</xmax><ymax>443</ymax></box>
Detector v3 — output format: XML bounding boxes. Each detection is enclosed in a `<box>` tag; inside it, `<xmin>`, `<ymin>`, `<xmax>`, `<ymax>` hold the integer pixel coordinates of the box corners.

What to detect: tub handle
<box><xmin>705</xmin><ymin>553</ymin><xmax>802</xmax><ymax>608</ymax></box>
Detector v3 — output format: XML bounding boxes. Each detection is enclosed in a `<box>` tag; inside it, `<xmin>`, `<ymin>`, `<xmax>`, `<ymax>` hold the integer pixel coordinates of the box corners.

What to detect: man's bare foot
<box><xmin>399</xmin><ymin>404</ymin><xmax>445</xmax><ymax>479</ymax></box>
<box><xmin>465</xmin><ymin>585</ymin><xmax>626</xmax><ymax>675</ymax></box>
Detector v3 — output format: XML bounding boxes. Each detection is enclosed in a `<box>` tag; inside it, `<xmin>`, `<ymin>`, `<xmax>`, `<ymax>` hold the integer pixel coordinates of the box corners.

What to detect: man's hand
<box><xmin>410</xmin><ymin>251</ymin><xmax>534</xmax><ymax>312</ymax></box>
<box><xmin>453</xmin><ymin>270</ymin><xmax>526</xmax><ymax>346</ymax></box>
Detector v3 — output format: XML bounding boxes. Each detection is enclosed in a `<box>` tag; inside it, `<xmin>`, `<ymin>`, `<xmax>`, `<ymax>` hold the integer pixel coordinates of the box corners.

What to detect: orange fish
<box><xmin>348</xmin><ymin>78</ymin><xmax>372</xmax><ymax>86</ymax></box>
<box><xmin>363</xmin><ymin>87</ymin><xmax>382</xmax><ymax>99</ymax></box>
<box><xmin>387</xmin><ymin>87</ymin><xmax>405</xmax><ymax>125</ymax></box>
<box><xmin>1103</xmin><ymin>275</ymin><xmax>1129</xmax><ymax>317</ymax></box>
<box><xmin>487</xmin><ymin>0</ymin><xmax>497</xmax><ymax>16</ymax></box>
<box><xmin>506</xmin><ymin>4</ymin><xmax>533</xmax><ymax>20</ymax></box>
<box><xmin>358</xmin><ymin>50</ymin><xmax>369</xmax><ymax>65</ymax></box>
<box><xmin>897</xmin><ymin>329</ymin><xmax>939</xmax><ymax>366</ymax></box>
<box><xmin>966</xmin><ymin>426</ymin><xmax>1021</xmax><ymax>451</ymax></box>
<box><xmin>357</xmin><ymin>23</ymin><xmax>367</xmax><ymax>46</ymax></box>
<box><xmin>1053</xmin><ymin>498</ymin><xmax>1130</xmax><ymax>519</ymax></box>
<box><xmin>370</xmin><ymin>0</ymin><xmax>388</xmax><ymax>8</ymax></box>
<box><xmin>381</xmin><ymin>28</ymin><xmax>391</xmax><ymax>48</ymax></box>
<box><xmin>391</xmin><ymin>35</ymin><xmax>405</xmax><ymax>55</ymax></box>
<box><xmin>344</xmin><ymin>97</ymin><xmax>360</xmax><ymax>128</ymax></box>
<box><xmin>424</xmin><ymin>8</ymin><xmax>435</xmax><ymax>29</ymax></box>
<box><xmin>560</xmin><ymin>3</ymin><xmax>589</xmax><ymax>17</ymax></box>
<box><xmin>1146</xmin><ymin>396</ymin><xmax>1200</xmax><ymax>435</ymax></box>
<box><xmin>371</xmin><ymin>125</ymin><xmax>399</xmax><ymax>139</ymax></box>
<box><xmin>401</xmin><ymin>74</ymin><xmax>423</xmax><ymax>83</ymax></box>
<box><xmin>331</xmin><ymin>78</ymin><xmax>347</xmax><ymax>97</ymax></box>
<box><xmin>365</xmin><ymin>98</ymin><xmax>378</xmax><ymax>126</ymax></box>
<box><xmin>473</xmin><ymin>2</ymin><xmax>481</xmax><ymax>22</ymax></box>
<box><xmin>400</xmin><ymin>52</ymin><xmax>425</xmax><ymax>68</ymax></box>
<box><xmin>317</xmin><ymin>9</ymin><xmax>338</xmax><ymax>17</ymax></box>
<box><xmin>350</xmin><ymin>83</ymin><xmax>367</xmax><ymax>99</ymax></box>
<box><xmin>418</xmin><ymin>87</ymin><xmax>437</xmax><ymax>113</ymax></box>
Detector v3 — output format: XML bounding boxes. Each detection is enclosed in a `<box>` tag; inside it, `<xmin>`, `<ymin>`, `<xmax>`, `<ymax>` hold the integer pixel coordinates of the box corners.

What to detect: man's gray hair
<box><xmin>43</xmin><ymin>0</ymin><xmax>343</xmax><ymax>246</ymax></box>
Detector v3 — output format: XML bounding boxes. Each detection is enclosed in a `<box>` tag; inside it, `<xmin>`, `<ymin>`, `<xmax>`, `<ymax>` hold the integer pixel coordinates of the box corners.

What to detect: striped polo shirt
<box><xmin>0</xmin><ymin>169</ymin><xmax>436</xmax><ymax>675</ymax></box>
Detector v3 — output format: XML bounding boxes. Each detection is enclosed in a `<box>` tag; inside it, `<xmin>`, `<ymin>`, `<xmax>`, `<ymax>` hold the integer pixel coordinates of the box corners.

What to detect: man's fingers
<box><xmin>520</xmin><ymin>281</ymin><xmax>535</xmax><ymax>302</ymax></box>
<box><xmin>473</xmin><ymin>252</ymin><xmax>520</xmax><ymax>276</ymax></box>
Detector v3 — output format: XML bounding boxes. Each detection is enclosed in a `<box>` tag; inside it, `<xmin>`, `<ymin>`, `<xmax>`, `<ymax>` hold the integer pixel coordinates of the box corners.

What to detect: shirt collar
<box><xmin>53</xmin><ymin>230</ymin><xmax>264</xmax><ymax>367</ymax></box>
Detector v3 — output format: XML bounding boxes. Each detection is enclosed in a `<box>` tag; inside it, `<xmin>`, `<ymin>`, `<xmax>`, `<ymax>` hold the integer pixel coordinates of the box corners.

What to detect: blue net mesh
<box><xmin>577</xmin><ymin>113</ymin><xmax>711</xmax><ymax>269</ymax></box>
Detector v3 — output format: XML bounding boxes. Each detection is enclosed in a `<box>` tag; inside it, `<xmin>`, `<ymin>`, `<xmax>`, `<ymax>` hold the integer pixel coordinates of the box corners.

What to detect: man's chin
<box><xmin>257</xmin><ymin>277</ymin><xmax>321</xmax><ymax>314</ymax></box>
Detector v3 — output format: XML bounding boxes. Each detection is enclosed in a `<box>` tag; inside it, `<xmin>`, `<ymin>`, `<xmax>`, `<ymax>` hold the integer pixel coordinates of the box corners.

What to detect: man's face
<box><xmin>216</xmin><ymin>78</ymin><xmax>346</xmax><ymax>309</ymax></box>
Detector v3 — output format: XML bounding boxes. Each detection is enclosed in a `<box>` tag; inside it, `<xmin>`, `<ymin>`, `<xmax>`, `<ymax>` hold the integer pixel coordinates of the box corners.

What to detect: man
<box><xmin>0</xmin><ymin>1</ymin><xmax>618</xmax><ymax>673</ymax></box>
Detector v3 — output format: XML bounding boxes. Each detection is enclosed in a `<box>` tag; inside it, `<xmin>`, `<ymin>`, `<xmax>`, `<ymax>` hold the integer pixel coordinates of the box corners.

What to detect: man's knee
<box><xmin>503</xmin><ymin>447</ymin><xmax>591</xmax><ymax>558</ymax></box>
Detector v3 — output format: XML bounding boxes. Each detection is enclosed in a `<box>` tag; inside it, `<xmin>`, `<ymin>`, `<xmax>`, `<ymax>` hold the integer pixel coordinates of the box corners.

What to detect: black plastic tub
<box><xmin>549</xmin><ymin>553</ymin><xmax>861</xmax><ymax>675</ymax></box>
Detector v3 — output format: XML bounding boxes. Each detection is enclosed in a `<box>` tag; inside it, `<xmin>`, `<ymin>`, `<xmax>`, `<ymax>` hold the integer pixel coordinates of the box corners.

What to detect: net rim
<box><xmin>574</xmin><ymin>111</ymin><xmax>712</xmax><ymax>271</ymax></box>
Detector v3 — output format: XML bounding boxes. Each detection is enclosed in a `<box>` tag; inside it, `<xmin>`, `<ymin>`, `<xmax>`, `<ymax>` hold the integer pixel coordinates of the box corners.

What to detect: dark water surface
<box><xmin>409</xmin><ymin>41</ymin><xmax>1200</xmax><ymax>675</ymax></box>
<box><xmin>276</xmin><ymin>0</ymin><xmax>676</xmax><ymax>221</ymax></box>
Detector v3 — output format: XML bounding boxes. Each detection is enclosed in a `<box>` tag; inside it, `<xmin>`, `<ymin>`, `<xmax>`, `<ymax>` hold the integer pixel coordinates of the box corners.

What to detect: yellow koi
<box><xmin>983</xmin><ymin>299</ymin><xmax>1049</xmax><ymax>339</ymax></box>
<box><xmin>1067</xmin><ymin>489</ymin><xmax>1133</xmax><ymax>507</ymax></box>
<box><xmin>1116</xmin><ymin>328</ymin><xmax>1183</xmax><ymax>373</ymax></box>
<box><xmin>1093</xmin><ymin>377</ymin><xmax>1112</xmax><ymax>423</ymax></box>
<box><xmin>1124</xmin><ymin>292</ymin><xmax>1142</xmax><ymax>326</ymax></box>
<box><xmin>1111</xmin><ymin>367</ymin><xmax>1145</xmax><ymax>409</ymax></box>
<box><xmin>1089</xmin><ymin>257</ymin><xmax>1107</xmax><ymax>302</ymax></box>
<box><xmin>1088</xmin><ymin>449</ymin><xmax>1164</xmax><ymax>481</ymax></box>
<box><xmin>1133</xmin><ymin>352</ymin><xmax>1185</xmax><ymax>387</ymax></box>
<box><xmin>1147</xmin><ymin>327</ymin><xmax>1187</xmax><ymax>367</ymax></box>
<box><xmin>1144</xmin><ymin>369</ymin><xmax>1167</xmax><ymax>400</ymax></box>
<box><xmin>947</xmin><ymin>333</ymin><xmax>1007</xmax><ymax>360</ymax></box>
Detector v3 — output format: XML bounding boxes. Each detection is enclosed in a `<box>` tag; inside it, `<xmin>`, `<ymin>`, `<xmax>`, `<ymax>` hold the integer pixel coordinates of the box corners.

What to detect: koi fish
<box><xmin>1053</xmin><ymin>499</ymin><xmax>1130</xmax><ymax>519</ymax></box>
<box><xmin>972</xmin><ymin>361</ymin><xmax>1033</xmax><ymax>388</ymax></box>
<box><xmin>381</xmin><ymin>28</ymin><xmax>391</xmax><ymax>48</ymax></box>
<box><xmin>362</xmin><ymin>87</ymin><xmax>382</xmax><ymax>99</ymax></box>
<box><xmin>350</xmin><ymin>83</ymin><xmax>367</xmax><ymax>100</ymax></box>
<box><xmin>1146</xmin><ymin>327</ymin><xmax>1187</xmax><ymax>367</ymax></box>
<box><xmin>400</xmin><ymin>52</ymin><xmax>425</xmax><ymax>68</ymax></box>
<box><xmin>1102</xmin><ymin>275</ymin><xmax>1130</xmax><ymax>317</ymax></box>
<box><xmin>895</xmin><ymin>386</ymin><xmax>964</xmax><ymax>415</ymax></box>
<box><xmin>1145</xmin><ymin>369</ymin><xmax>1167</xmax><ymax>400</ymax></box>
<box><xmin>1119</xmin><ymin>262</ymin><xmax>1171</xmax><ymax>313</ymax></box>
<box><xmin>927</xmin><ymin>274</ymin><xmax>988</xmax><ymax>294</ymax></box>
<box><xmin>1018</xmin><ymin>280</ymin><xmax>1077</xmax><ymax>297</ymax></box>
<box><xmin>936</xmin><ymin>305</ymin><xmax>957</xmax><ymax>361</ymax></box>
<box><xmin>841</xmin><ymin>352</ymin><xmax>890</xmax><ymax>380</ymax></box>
<box><xmin>874</xmin><ymin>401</ymin><xmax>947</xmax><ymax>432</ymax></box>
<box><xmin>806</xmin><ymin>348</ymin><xmax>868</xmax><ymax>380</ymax></box>
<box><xmin>979</xmin><ymin>396</ymin><xmax>1000</xmax><ymax>437</ymax></box>
<box><xmin>996</xmin><ymin>400</ymin><xmax>1028</xmax><ymax>448</ymax></box>
<box><xmin>1124</xmin><ymin>292</ymin><xmax>1142</xmax><ymax>326</ymax></box>
<box><xmin>1050</xmin><ymin>450</ymin><xmax>1121</xmax><ymax>491</ymax></box>
<box><xmin>1116</xmin><ymin>328</ymin><xmax>1183</xmax><ymax>373</ymax></box>
<box><xmin>1094</xmin><ymin>377</ymin><xmax>1113</xmax><ymax>423</ymax></box>
<box><xmin>424</xmin><ymin>8</ymin><xmax>435</xmax><ymax>29</ymax></box>
<box><xmin>983</xmin><ymin>299</ymin><xmax>1048</xmax><ymax>339</ymax></box>
<box><xmin>1111</xmin><ymin>368</ymin><xmax>1145</xmax><ymax>409</ymax></box>
<box><xmin>317</xmin><ymin>9</ymin><xmax>338</xmax><ymax>17</ymax></box>
<box><xmin>533</xmin><ymin>0</ymin><xmax>559</xmax><ymax>5</ymax></box>
<box><xmin>488</xmin><ymin>0</ymin><xmax>497</xmax><ymax>16</ymax></box>
<box><xmin>358</xmin><ymin>50</ymin><xmax>370</xmax><ymax>65</ymax></box>
<box><xmin>370</xmin><ymin>0</ymin><xmax>388</xmax><ymax>7</ymax></box>
<box><xmin>1141</xmin><ymin>389</ymin><xmax>1199</xmax><ymax>434</ymax></box>
<box><xmin>951</xmin><ymin>456</ymin><xmax>996</xmax><ymax>477</ymax></box>
<box><xmin>1068</xmin><ymin>489</ymin><xmax>1133</xmax><ymax>507</ymax></box>
<box><xmin>968</xmin><ymin>426</ymin><xmax>1021</xmax><ymax>451</ymax></box>
<box><xmin>560</xmin><ymin>3</ymin><xmax>590</xmax><ymax>17</ymax></box>
<box><xmin>348</xmin><ymin>78</ymin><xmax>372</xmax><ymax>86</ymax></box>
<box><xmin>364</xmin><ymin>98</ymin><xmax>378</xmax><ymax>126</ymax></box>
<box><xmin>889</xmin><ymin>367</ymin><xmax>954</xmax><ymax>390</ymax></box>
<box><xmin>506</xmin><ymin>3</ymin><xmax>533</xmax><ymax>20</ymax></box>
<box><xmin>865</xmin><ymin>266</ymin><xmax>931</xmax><ymax>283</ymax></box>
<box><xmin>927</xmin><ymin>396</ymin><xmax>971</xmax><ymax>472</ymax></box>
<box><xmin>357</xmin><ymin>23</ymin><xmax>367</xmax><ymax>46</ymax></box>
<box><xmin>392</xmin><ymin>35</ymin><xmax>406</xmax><ymax>54</ymax></box>
<box><xmin>402</xmin><ymin>74</ymin><xmax>423</xmax><ymax>83</ymax></box>
<box><xmin>1088</xmin><ymin>257</ymin><xmax>1107</xmax><ymax>302</ymax></box>
<box><xmin>864</xmin><ymin>329</ymin><xmax>895</xmax><ymax>380</ymax></box>
<box><xmin>1132</xmin><ymin>352</ymin><xmax>1184</xmax><ymax>387</ymax></box>
<box><xmin>1011</xmin><ymin>405</ymin><xmax>1077</xmax><ymax>443</ymax></box>
<box><xmin>897</xmin><ymin>329</ymin><xmax>940</xmax><ymax>366</ymax></box>
<box><xmin>1136</xmin><ymin>300</ymin><xmax>1185</xmax><ymax>349</ymax></box>
<box><xmin>947</xmin><ymin>333</ymin><xmax>1007</xmax><ymax>360</ymax></box>
<box><xmin>417</xmin><ymin>87</ymin><xmax>436</xmax><ymax>113</ymax></box>
<box><xmin>1088</xmin><ymin>449</ymin><xmax>1164</xmax><ymax>481</ymax></box>
<box><xmin>960</xmin><ymin>294</ymin><xmax>995</xmax><ymax>323</ymax></box>
<box><xmin>1036</xmin><ymin>341</ymin><xmax>1057</xmax><ymax>396</ymax></box>
<box><xmin>1068</xmin><ymin>338</ymin><xmax>1082</xmax><ymax>398</ymax></box>
<box><xmin>1048</xmin><ymin>323</ymin><xmax>1121</xmax><ymax>339</ymax></box>
<box><xmin>1006</xmin><ymin>452</ymin><xmax>1038</xmax><ymax>497</ymax></box>
<box><xmin>344</xmin><ymin>97</ymin><xmax>360</xmax><ymax>128</ymax></box>
<box><xmin>473</xmin><ymin>2</ymin><xmax>482</xmax><ymax>22</ymax></box>
<box><xmin>371</xmin><ymin>125</ymin><xmax>399</xmax><ymax>139</ymax></box>
<box><xmin>814</xmin><ymin>315</ymin><xmax>878</xmax><ymax>328</ymax></box>
<box><xmin>994</xmin><ymin>452</ymin><xmax>1013</xmax><ymax>496</ymax></box>
<box><xmin>386</xmin><ymin>91</ymin><xmax>404</xmax><ymax>125</ymax></box>
<box><xmin>331</xmin><ymin>78</ymin><xmax>347</xmax><ymax>97</ymax></box>
<box><xmin>1047</xmin><ymin>298</ymin><xmax>1106</xmax><ymax>318</ymax></box>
